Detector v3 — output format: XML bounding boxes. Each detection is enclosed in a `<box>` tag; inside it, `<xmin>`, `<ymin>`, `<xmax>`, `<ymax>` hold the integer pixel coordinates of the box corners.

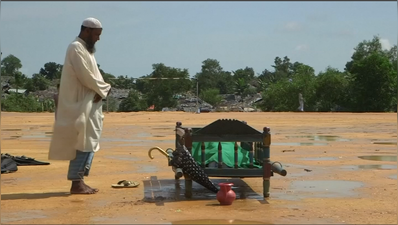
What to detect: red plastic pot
<box><xmin>216</xmin><ymin>182</ymin><xmax>236</xmax><ymax>205</ymax></box>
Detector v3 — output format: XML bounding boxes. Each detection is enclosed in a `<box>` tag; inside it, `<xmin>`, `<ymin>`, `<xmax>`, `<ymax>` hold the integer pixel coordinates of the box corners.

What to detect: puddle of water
<box><xmin>118</xmin><ymin>143</ymin><xmax>153</xmax><ymax>147</ymax></box>
<box><xmin>170</xmin><ymin>219</ymin><xmax>272</xmax><ymax>224</ymax></box>
<box><xmin>137</xmin><ymin>165</ymin><xmax>158</xmax><ymax>173</ymax></box>
<box><xmin>10</xmin><ymin>135</ymin><xmax>22</xmax><ymax>138</ymax></box>
<box><xmin>358</xmin><ymin>155</ymin><xmax>397</xmax><ymax>162</ymax></box>
<box><xmin>300</xmin><ymin>157</ymin><xmax>338</xmax><ymax>161</ymax></box>
<box><xmin>366</xmin><ymin>151</ymin><xmax>397</xmax><ymax>155</ymax></box>
<box><xmin>143</xmin><ymin>178</ymin><xmax>263</xmax><ymax>203</ymax></box>
<box><xmin>4</xmin><ymin>133</ymin><xmax>53</xmax><ymax>139</ymax></box>
<box><xmin>27</xmin><ymin>134</ymin><xmax>52</xmax><ymax>138</ymax></box>
<box><xmin>136</xmin><ymin>132</ymin><xmax>152</xmax><ymax>138</ymax></box>
<box><xmin>1</xmin><ymin>128</ymin><xmax>23</xmax><ymax>131</ymax></box>
<box><xmin>4</xmin><ymin>135</ymin><xmax>21</xmax><ymax>140</ymax></box>
<box><xmin>104</xmin><ymin>155</ymin><xmax>141</xmax><ymax>161</ymax></box>
<box><xmin>0</xmin><ymin>210</ymin><xmax>47</xmax><ymax>223</ymax></box>
<box><xmin>102</xmin><ymin>138</ymin><xmax>137</xmax><ymax>142</ymax></box>
<box><xmin>389</xmin><ymin>174</ymin><xmax>397</xmax><ymax>180</ymax></box>
<box><xmin>152</xmin><ymin>127</ymin><xmax>172</xmax><ymax>130</ymax></box>
<box><xmin>273</xmin><ymin>142</ymin><xmax>328</xmax><ymax>146</ymax></box>
<box><xmin>286</xmin><ymin>135</ymin><xmax>351</xmax><ymax>142</ymax></box>
<box><xmin>1</xmin><ymin>191</ymin><xmax>70</xmax><ymax>200</ymax></box>
<box><xmin>291</xmin><ymin>180</ymin><xmax>364</xmax><ymax>198</ymax></box>
<box><xmin>109</xmin><ymin>140</ymin><xmax>174</xmax><ymax>147</ymax></box>
<box><xmin>372</xmin><ymin>141</ymin><xmax>397</xmax><ymax>145</ymax></box>
<box><xmin>1</xmin><ymin>177</ymin><xmax>32</xmax><ymax>185</ymax></box>
<box><xmin>102</xmin><ymin>138</ymin><xmax>173</xmax><ymax>144</ymax></box>
<box><xmin>23</xmin><ymin>135</ymin><xmax>52</xmax><ymax>139</ymax></box>
<box><xmin>340</xmin><ymin>165</ymin><xmax>397</xmax><ymax>170</ymax></box>
<box><xmin>91</xmin><ymin>216</ymin><xmax>139</xmax><ymax>224</ymax></box>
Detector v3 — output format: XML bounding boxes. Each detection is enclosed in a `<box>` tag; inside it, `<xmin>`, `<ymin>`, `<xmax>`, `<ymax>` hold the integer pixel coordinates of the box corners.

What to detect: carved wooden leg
<box><xmin>262</xmin><ymin>127</ymin><xmax>271</xmax><ymax>198</ymax></box>
<box><xmin>184</xmin><ymin>174</ymin><xmax>193</xmax><ymax>198</ymax></box>
<box><xmin>174</xmin><ymin>167</ymin><xmax>183</xmax><ymax>180</ymax></box>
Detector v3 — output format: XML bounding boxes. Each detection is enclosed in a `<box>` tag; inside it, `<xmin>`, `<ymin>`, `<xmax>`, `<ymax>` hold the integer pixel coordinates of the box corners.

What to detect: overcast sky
<box><xmin>1</xmin><ymin>1</ymin><xmax>396</xmax><ymax>78</ymax></box>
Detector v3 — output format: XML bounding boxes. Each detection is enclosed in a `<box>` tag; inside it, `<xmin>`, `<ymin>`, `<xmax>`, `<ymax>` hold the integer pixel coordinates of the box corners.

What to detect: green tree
<box><xmin>232</xmin><ymin>67</ymin><xmax>255</xmax><ymax>96</ymax></box>
<box><xmin>0</xmin><ymin>54</ymin><xmax>27</xmax><ymax>92</ymax></box>
<box><xmin>39</xmin><ymin>62</ymin><xmax>62</xmax><ymax>80</ymax></box>
<box><xmin>258</xmin><ymin>56</ymin><xmax>295</xmax><ymax>92</ymax></box>
<box><xmin>118</xmin><ymin>90</ymin><xmax>147</xmax><ymax>112</ymax></box>
<box><xmin>112</xmin><ymin>75</ymin><xmax>134</xmax><ymax>89</ymax></box>
<box><xmin>194</xmin><ymin>59</ymin><xmax>234</xmax><ymax>94</ymax></box>
<box><xmin>1</xmin><ymin>54</ymin><xmax>22</xmax><ymax>76</ymax></box>
<box><xmin>234</xmin><ymin>77</ymin><xmax>249</xmax><ymax>96</ymax></box>
<box><xmin>13</xmin><ymin>71</ymin><xmax>27</xmax><ymax>92</ymax></box>
<box><xmin>199</xmin><ymin>88</ymin><xmax>223</xmax><ymax>106</ymax></box>
<box><xmin>139</xmin><ymin>63</ymin><xmax>192</xmax><ymax>111</ymax></box>
<box><xmin>272</xmin><ymin>56</ymin><xmax>292</xmax><ymax>78</ymax></box>
<box><xmin>1</xmin><ymin>93</ymin><xmax>41</xmax><ymax>112</ymax></box>
<box><xmin>345</xmin><ymin>36</ymin><xmax>397</xmax><ymax>112</ymax></box>
<box><xmin>347</xmin><ymin>53</ymin><xmax>395</xmax><ymax>111</ymax></box>
<box><xmin>23</xmin><ymin>78</ymin><xmax>35</xmax><ymax>92</ymax></box>
<box><xmin>97</xmin><ymin>64</ymin><xmax>117</xmax><ymax>86</ymax></box>
<box><xmin>315</xmin><ymin>67</ymin><xmax>349</xmax><ymax>111</ymax></box>
<box><xmin>259</xmin><ymin>79</ymin><xmax>295</xmax><ymax>111</ymax></box>
<box><xmin>259</xmin><ymin>63</ymin><xmax>317</xmax><ymax>111</ymax></box>
<box><xmin>32</xmin><ymin>73</ymin><xmax>50</xmax><ymax>91</ymax></box>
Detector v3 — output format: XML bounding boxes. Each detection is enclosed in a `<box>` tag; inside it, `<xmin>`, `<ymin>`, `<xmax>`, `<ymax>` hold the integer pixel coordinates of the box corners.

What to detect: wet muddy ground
<box><xmin>1</xmin><ymin>112</ymin><xmax>397</xmax><ymax>224</ymax></box>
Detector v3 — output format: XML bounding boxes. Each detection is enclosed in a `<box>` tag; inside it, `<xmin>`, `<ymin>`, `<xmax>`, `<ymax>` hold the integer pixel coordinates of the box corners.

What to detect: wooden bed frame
<box><xmin>152</xmin><ymin>119</ymin><xmax>287</xmax><ymax>199</ymax></box>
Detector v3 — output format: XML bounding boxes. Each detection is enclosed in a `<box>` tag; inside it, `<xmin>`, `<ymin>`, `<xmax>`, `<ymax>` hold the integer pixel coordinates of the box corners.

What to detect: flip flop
<box><xmin>111</xmin><ymin>180</ymin><xmax>140</xmax><ymax>188</ymax></box>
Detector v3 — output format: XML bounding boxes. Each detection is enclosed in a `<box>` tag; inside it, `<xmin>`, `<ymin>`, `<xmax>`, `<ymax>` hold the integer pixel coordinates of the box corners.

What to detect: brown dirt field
<box><xmin>1</xmin><ymin>112</ymin><xmax>397</xmax><ymax>224</ymax></box>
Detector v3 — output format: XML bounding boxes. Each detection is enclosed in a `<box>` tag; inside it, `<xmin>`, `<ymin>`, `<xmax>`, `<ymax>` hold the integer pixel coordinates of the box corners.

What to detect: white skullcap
<box><xmin>82</xmin><ymin>17</ymin><xmax>102</xmax><ymax>29</ymax></box>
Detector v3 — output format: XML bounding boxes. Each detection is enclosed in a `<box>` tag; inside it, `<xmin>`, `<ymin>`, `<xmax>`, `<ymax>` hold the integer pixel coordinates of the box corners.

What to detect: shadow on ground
<box><xmin>1</xmin><ymin>192</ymin><xmax>70</xmax><ymax>200</ymax></box>
<box><xmin>142</xmin><ymin>176</ymin><xmax>268</xmax><ymax>206</ymax></box>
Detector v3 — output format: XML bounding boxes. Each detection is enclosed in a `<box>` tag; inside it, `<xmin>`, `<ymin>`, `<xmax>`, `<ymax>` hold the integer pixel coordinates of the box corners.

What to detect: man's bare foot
<box><xmin>83</xmin><ymin>181</ymin><xmax>99</xmax><ymax>193</ymax></box>
<box><xmin>70</xmin><ymin>180</ymin><xmax>99</xmax><ymax>194</ymax></box>
<box><xmin>87</xmin><ymin>185</ymin><xmax>99</xmax><ymax>193</ymax></box>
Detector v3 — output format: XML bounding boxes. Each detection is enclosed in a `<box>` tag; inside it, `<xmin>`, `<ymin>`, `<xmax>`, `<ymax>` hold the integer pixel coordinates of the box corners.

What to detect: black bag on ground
<box><xmin>1</xmin><ymin>156</ymin><xmax>18</xmax><ymax>174</ymax></box>
<box><xmin>13</xmin><ymin>155</ymin><xmax>50</xmax><ymax>166</ymax></box>
<box><xmin>1</xmin><ymin>153</ymin><xmax>50</xmax><ymax>166</ymax></box>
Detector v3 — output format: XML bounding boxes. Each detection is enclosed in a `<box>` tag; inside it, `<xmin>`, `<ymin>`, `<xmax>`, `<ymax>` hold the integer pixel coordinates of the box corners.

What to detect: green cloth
<box><xmin>191</xmin><ymin>142</ymin><xmax>262</xmax><ymax>168</ymax></box>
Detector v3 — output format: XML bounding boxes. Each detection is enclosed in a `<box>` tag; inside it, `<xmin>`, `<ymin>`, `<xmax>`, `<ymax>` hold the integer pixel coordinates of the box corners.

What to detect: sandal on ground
<box><xmin>111</xmin><ymin>180</ymin><xmax>140</xmax><ymax>188</ymax></box>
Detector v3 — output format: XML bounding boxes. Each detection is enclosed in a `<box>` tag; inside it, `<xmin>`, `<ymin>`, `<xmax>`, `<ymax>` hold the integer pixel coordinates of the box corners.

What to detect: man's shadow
<box><xmin>1</xmin><ymin>192</ymin><xmax>70</xmax><ymax>200</ymax></box>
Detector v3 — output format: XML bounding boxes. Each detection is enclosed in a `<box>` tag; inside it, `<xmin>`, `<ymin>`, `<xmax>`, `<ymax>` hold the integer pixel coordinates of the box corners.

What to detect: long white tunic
<box><xmin>48</xmin><ymin>37</ymin><xmax>111</xmax><ymax>160</ymax></box>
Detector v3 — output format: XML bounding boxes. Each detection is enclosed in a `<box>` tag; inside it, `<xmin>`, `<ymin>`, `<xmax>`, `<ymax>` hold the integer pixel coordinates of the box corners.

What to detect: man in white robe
<box><xmin>298</xmin><ymin>93</ymin><xmax>304</xmax><ymax>112</ymax></box>
<box><xmin>48</xmin><ymin>17</ymin><xmax>111</xmax><ymax>194</ymax></box>
<box><xmin>53</xmin><ymin>84</ymin><xmax>59</xmax><ymax>120</ymax></box>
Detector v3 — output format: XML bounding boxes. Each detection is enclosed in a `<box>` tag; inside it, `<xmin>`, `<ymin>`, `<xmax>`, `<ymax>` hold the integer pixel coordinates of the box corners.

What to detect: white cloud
<box><xmin>379</xmin><ymin>38</ymin><xmax>392</xmax><ymax>50</ymax></box>
<box><xmin>295</xmin><ymin>44</ymin><xmax>308</xmax><ymax>51</ymax></box>
<box><xmin>276</xmin><ymin>21</ymin><xmax>303</xmax><ymax>33</ymax></box>
<box><xmin>283</xmin><ymin>22</ymin><xmax>302</xmax><ymax>31</ymax></box>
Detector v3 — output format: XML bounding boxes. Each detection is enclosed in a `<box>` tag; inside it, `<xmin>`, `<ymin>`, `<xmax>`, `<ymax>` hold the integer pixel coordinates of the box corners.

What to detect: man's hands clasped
<box><xmin>93</xmin><ymin>88</ymin><xmax>111</xmax><ymax>103</ymax></box>
<box><xmin>93</xmin><ymin>93</ymin><xmax>102</xmax><ymax>103</ymax></box>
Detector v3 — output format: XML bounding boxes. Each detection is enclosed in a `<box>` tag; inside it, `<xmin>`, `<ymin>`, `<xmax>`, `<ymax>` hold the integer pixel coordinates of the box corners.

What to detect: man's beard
<box><xmin>86</xmin><ymin>41</ymin><xmax>96</xmax><ymax>54</ymax></box>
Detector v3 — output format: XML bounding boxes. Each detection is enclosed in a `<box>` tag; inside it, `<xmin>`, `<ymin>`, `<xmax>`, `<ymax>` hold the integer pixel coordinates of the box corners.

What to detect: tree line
<box><xmin>1</xmin><ymin>35</ymin><xmax>397</xmax><ymax>112</ymax></box>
